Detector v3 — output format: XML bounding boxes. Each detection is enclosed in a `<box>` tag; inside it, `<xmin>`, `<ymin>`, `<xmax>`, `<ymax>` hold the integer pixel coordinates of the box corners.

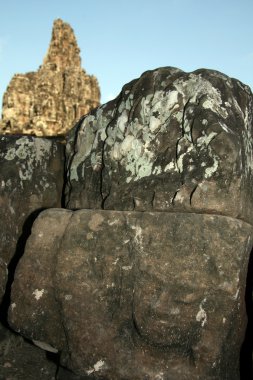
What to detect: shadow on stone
<box><xmin>56</xmin><ymin>364</ymin><xmax>89</xmax><ymax>380</ymax></box>
<box><xmin>240</xmin><ymin>248</ymin><xmax>253</xmax><ymax>379</ymax></box>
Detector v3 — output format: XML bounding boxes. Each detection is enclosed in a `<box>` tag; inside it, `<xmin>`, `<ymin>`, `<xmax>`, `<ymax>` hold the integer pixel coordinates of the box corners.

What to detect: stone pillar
<box><xmin>0</xmin><ymin>19</ymin><xmax>100</xmax><ymax>136</ymax></box>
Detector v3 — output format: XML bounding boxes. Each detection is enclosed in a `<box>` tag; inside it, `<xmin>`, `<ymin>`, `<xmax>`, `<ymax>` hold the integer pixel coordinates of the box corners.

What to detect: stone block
<box><xmin>9</xmin><ymin>209</ymin><xmax>253</xmax><ymax>379</ymax></box>
<box><xmin>0</xmin><ymin>135</ymin><xmax>64</xmax><ymax>286</ymax></box>
<box><xmin>7</xmin><ymin>67</ymin><xmax>253</xmax><ymax>379</ymax></box>
<box><xmin>65</xmin><ymin>68</ymin><xmax>253</xmax><ymax>223</ymax></box>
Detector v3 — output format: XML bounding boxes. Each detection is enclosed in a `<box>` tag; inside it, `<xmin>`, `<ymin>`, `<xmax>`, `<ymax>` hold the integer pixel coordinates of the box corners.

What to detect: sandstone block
<box><xmin>9</xmin><ymin>209</ymin><xmax>253</xmax><ymax>379</ymax></box>
<box><xmin>65</xmin><ymin>67</ymin><xmax>253</xmax><ymax>223</ymax></box>
<box><xmin>0</xmin><ymin>135</ymin><xmax>64</xmax><ymax>270</ymax></box>
<box><xmin>7</xmin><ymin>67</ymin><xmax>253</xmax><ymax>379</ymax></box>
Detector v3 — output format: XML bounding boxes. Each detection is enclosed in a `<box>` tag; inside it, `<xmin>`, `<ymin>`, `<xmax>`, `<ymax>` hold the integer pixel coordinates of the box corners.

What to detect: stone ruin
<box><xmin>1</xmin><ymin>67</ymin><xmax>253</xmax><ymax>379</ymax></box>
<box><xmin>0</xmin><ymin>19</ymin><xmax>100</xmax><ymax>136</ymax></box>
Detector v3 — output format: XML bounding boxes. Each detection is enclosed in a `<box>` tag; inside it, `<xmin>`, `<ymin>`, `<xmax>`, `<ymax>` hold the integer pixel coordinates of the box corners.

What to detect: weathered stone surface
<box><xmin>8</xmin><ymin>209</ymin><xmax>71</xmax><ymax>352</ymax></box>
<box><xmin>0</xmin><ymin>322</ymin><xmax>57</xmax><ymax>380</ymax></box>
<box><xmin>0</xmin><ymin>19</ymin><xmax>100</xmax><ymax>136</ymax></box>
<box><xmin>0</xmin><ymin>135</ymin><xmax>64</xmax><ymax>269</ymax></box>
<box><xmin>65</xmin><ymin>67</ymin><xmax>253</xmax><ymax>223</ymax></box>
<box><xmin>6</xmin><ymin>67</ymin><xmax>253</xmax><ymax>378</ymax></box>
<box><xmin>9</xmin><ymin>208</ymin><xmax>253</xmax><ymax>379</ymax></box>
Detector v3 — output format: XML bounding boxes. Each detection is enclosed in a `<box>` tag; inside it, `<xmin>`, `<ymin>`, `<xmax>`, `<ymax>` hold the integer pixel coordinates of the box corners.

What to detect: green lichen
<box><xmin>2</xmin><ymin>137</ymin><xmax>53</xmax><ymax>186</ymax></box>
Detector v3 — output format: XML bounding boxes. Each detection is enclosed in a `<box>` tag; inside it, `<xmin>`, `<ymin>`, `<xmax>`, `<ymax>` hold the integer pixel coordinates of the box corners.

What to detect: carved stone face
<box><xmin>7</xmin><ymin>67</ymin><xmax>253</xmax><ymax>379</ymax></box>
<box><xmin>9</xmin><ymin>209</ymin><xmax>253</xmax><ymax>379</ymax></box>
<box><xmin>132</xmin><ymin>224</ymin><xmax>240</xmax><ymax>359</ymax></box>
<box><xmin>65</xmin><ymin>68</ymin><xmax>253</xmax><ymax>223</ymax></box>
<box><xmin>66</xmin><ymin>211</ymin><xmax>252</xmax><ymax>379</ymax></box>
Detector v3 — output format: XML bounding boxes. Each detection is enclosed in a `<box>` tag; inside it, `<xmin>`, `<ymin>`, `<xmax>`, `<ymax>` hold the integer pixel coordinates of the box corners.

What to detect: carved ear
<box><xmin>8</xmin><ymin>209</ymin><xmax>72</xmax><ymax>352</ymax></box>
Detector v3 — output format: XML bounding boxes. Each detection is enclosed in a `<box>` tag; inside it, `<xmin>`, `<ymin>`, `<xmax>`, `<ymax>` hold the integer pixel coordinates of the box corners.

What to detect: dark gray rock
<box><xmin>9</xmin><ymin>209</ymin><xmax>253</xmax><ymax>379</ymax></box>
<box><xmin>7</xmin><ymin>67</ymin><xmax>253</xmax><ymax>379</ymax></box>
<box><xmin>0</xmin><ymin>322</ymin><xmax>57</xmax><ymax>380</ymax></box>
<box><xmin>65</xmin><ymin>67</ymin><xmax>253</xmax><ymax>223</ymax></box>
<box><xmin>8</xmin><ymin>208</ymin><xmax>72</xmax><ymax>353</ymax></box>
<box><xmin>0</xmin><ymin>135</ymin><xmax>64</xmax><ymax>301</ymax></box>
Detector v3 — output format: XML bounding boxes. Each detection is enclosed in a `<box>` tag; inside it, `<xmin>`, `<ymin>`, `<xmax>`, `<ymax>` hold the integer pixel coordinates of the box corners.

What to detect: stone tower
<box><xmin>0</xmin><ymin>19</ymin><xmax>100</xmax><ymax>136</ymax></box>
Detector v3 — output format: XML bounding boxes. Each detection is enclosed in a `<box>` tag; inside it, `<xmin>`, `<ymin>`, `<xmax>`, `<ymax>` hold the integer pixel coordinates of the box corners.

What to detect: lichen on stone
<box><xmin>65</xmin><ymin>67</ymin><xmax>253</xmax><ymax>222</ymax></box>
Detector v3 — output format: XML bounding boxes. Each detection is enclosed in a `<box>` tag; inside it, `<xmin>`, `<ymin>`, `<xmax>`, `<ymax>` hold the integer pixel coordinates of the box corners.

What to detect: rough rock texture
<box><xmin>0</xmin><ymin>19</ymin><xmax>100</xmax><ymax>136</ymax></box>
<box><xmin>0</xmin><ymin>135</ymin><xmax>64</xmax><ymax>283</ymax></box>
<box><xmin>0</xmin><ymin>135</ymin><xmax>65</xmax><ymax>375</ymax></box>
<box><xmin>65</xmin><ymin>67</ymin><xmax>253</xmax><ymax>223</ymax></box>
<box><xmin>0</xmin><ymin>323</ymin><xmax>57</xmax><ymax>380</ymax></box>
<box><xmin>9</xmin><ymin>209</ymin><xmax>253</xmax><ymax>379</ymax></box>
<box><xmin>7</xmin><ymin>67</ymin><xmax>253</xmax><ymax>379</ymax></box>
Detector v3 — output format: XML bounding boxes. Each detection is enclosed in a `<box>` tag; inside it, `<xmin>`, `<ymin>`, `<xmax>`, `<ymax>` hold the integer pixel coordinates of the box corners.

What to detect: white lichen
<box><xmin>3</xmin><ymin>137</ymin><xmax>52</xmax><ymax>187</ymax></box>
<box><xmin>32</xmin><ymin>289</ymin><xmax>45</xmax><ymax>301</ymax></box>
<box><xmin>86</xmin><ymin>360</ymin><xmax>106</xmax><ymax>375</ymax></box>
<box><xmin>196</xmin><ymin>131</ymin><xmax>217</xmax><ymax>147</ymax></box>
<box><xmin>131</xmin><ymin>225</ymin><xmax>143</xmax><ymax>248</ymax></box>
<box><xmin>164</xmin><ymin>161</ymin><xmax>177</xmax><ymax>172</ymax></box>
<box><xmin>122</xmin><ymin>265</ymin><xmax>133</xmax><ymax>271</ymax></box>
<box><xmin>204</xmin><ymin>155</ymin><xmax>219</xmax><ymax>178</ymax></box>
<box><xmin>196</xmin><ymin>299</ymin><xmax>207</xmax><ymax>327</ymax></box>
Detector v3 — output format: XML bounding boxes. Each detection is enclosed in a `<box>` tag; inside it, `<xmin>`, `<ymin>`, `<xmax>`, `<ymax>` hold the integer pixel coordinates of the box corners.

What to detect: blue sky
<box><xmin>0</xmin><ymin>0</ymin><xmax>253</xmax><ymax>110</ymax></box>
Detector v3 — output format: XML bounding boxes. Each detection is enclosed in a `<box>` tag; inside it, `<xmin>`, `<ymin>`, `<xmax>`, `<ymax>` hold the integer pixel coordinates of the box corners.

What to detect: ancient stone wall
<box><xmin>0</xmin><ymin>19</ymin><xmax>100</xmax><ymax>136</ymax></box>
<box><xmin>6</xmin><ymin>67</ymin><xmax>253</xmax><ymax>379</ymax></box>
